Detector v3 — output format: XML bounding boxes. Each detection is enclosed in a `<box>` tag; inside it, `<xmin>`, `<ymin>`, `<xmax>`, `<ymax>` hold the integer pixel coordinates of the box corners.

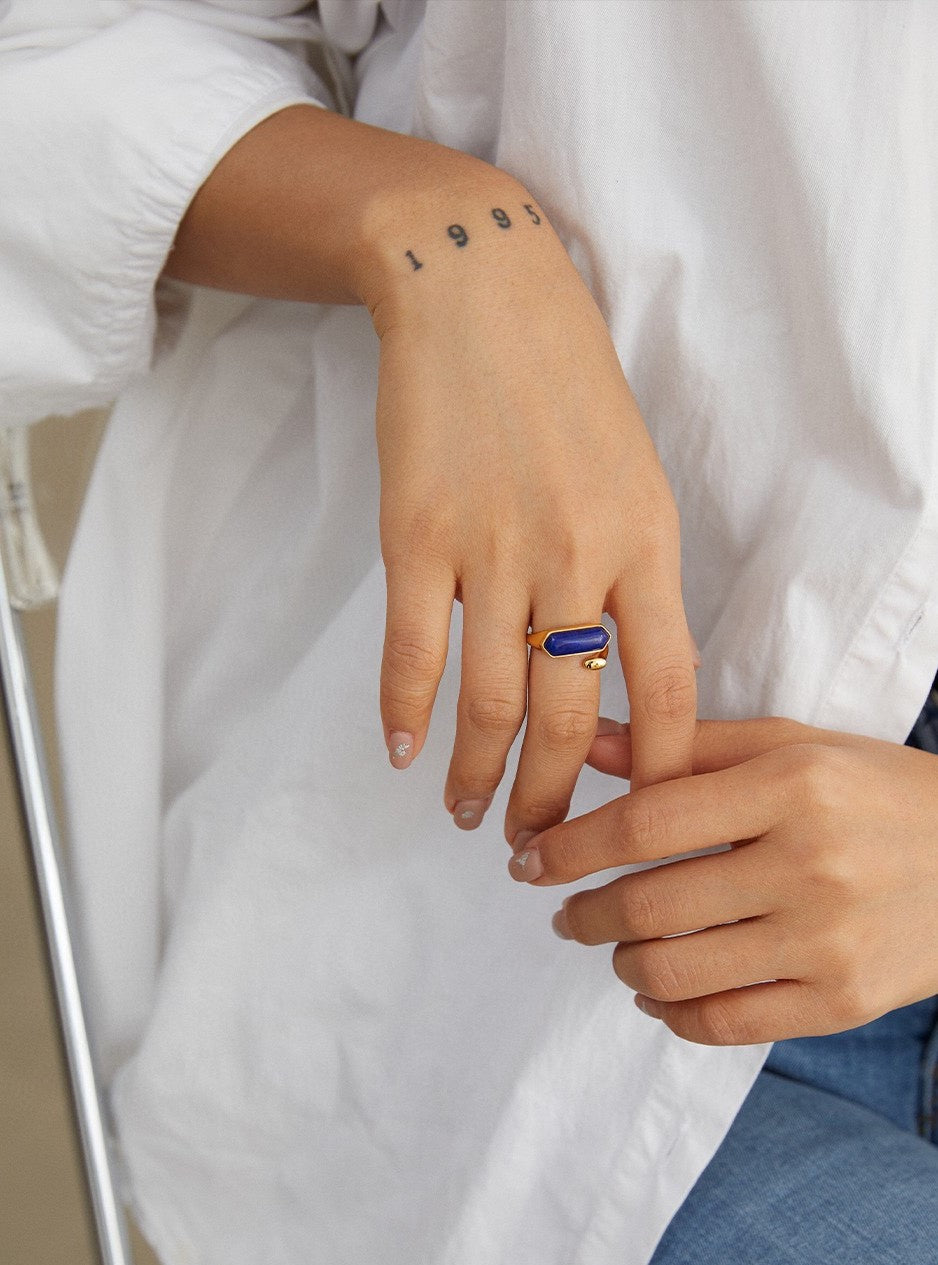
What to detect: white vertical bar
<box><xmin>0</xmin><ymin>544</ymin><xmax>133</xmax><ymax>1265</ymax></box>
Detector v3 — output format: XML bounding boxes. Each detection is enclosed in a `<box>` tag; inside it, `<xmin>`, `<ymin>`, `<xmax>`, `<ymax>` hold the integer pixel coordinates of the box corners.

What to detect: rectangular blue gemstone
<box><xmin>543</xmin><ymin>626</ymin><xmax>610</xmax><ymax>656</ymax></box>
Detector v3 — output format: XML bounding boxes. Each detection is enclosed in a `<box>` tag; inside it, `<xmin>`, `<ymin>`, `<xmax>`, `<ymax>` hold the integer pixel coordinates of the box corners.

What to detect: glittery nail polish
<box><xmin>452</xmin><ymin>799</ymin><xmax>489</xmax><ymax>830</ymax></box>
<box><xmin>509</xmin><ymin>848</ymin><xmax>543</xmax><ymax>881</ymax></box>
<box><xmin>388</xmin><ymin>731</ymin><xmax>415</xmax><ymax>768</ymax></box>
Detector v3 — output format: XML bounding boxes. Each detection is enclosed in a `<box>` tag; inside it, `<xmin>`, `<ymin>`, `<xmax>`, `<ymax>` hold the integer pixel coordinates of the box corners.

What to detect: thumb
<box><xmin>587</xmin><ymin>714</ymin><xmax>844</xmax><ymax>780</ymax></box>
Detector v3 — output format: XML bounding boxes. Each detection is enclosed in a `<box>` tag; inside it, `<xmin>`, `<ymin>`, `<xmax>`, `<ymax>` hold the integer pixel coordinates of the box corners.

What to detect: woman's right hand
<box><xmin>364</xmin><ymin>174</ymin><xmax>698</xmax><ymax>846</ymax></box>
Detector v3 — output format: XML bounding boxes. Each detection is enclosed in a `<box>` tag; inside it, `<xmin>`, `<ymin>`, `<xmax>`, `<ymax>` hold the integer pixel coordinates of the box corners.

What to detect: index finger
<box><xmin>508</xmin><ymin>750</ymin><xmax>783</xmax><ymax>885</ymax></box>
<box><xmin>607</xmin><ymin>521</ymin><xmax>697</xmax><ymax>791</ymax></box>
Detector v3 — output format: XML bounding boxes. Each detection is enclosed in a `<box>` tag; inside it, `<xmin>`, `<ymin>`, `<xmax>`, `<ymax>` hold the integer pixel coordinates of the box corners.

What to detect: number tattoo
<box><xmin>409</xmin><ymin>205</ymin><xmax>543</xmax><ymax>272</ymax></box>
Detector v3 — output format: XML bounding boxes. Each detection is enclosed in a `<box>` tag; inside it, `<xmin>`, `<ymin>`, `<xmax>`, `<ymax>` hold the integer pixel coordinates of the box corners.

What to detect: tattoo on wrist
<box><xmin>403</xmin><ymin>201</ymin><xmax>544</xmax><ymax>273</ymax></box>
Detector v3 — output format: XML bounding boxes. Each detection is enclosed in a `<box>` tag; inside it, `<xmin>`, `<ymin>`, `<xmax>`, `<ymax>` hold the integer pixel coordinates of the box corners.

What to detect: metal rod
<box><xmin>0</xmin><ymin>543</ymin><xmax>133</xmax><ymax>1264</ymax></box>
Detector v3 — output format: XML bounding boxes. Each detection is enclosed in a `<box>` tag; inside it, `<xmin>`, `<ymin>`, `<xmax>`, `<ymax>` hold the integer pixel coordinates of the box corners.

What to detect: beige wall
<box><xmin>0</xmin><ymin>411</ymin><xmax>159</xmax><ymax>1264</ymax></box>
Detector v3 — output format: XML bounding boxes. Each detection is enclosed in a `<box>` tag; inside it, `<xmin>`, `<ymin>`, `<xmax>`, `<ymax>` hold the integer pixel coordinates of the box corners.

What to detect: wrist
<box><xmin>352</xmin><ymin>157</ymin><xmax>573</xmax><ymax>335</ymax></box>
<box><xmin>164</xmin><ymin>102</ymin><xmax>574</xmax><ymax>320</ymax></box>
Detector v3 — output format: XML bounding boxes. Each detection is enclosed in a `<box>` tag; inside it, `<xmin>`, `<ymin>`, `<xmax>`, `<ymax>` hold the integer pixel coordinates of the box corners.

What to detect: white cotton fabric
<box><xmin>2</xmin><ymin>1</ymin><xmax>937</xmax><ymax>1262</ymax></box>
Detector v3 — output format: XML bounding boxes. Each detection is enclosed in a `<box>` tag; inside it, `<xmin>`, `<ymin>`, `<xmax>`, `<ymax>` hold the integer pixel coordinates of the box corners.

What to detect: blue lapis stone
<box><xmin>543</xmin><ymin>625</ymin><xmax>610</xmax><ymax>657</ymax></box>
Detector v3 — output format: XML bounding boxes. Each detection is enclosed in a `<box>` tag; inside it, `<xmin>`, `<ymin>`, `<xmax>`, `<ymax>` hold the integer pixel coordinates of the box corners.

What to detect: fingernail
<box><xmin>512</xmin><ymin>829</ymin><xmax>538</xmax><ymax>852</ymax></box>
<box><xmin>691</xmin><ymin>636</ymin><xmax>702</xmax><ymax>669</ymax></box>
<box><xmin>551</xmin><ymin>898</ymin><xmax>572</xmax><ymax>940</ymax></box>
<box><xmin>453</xmin><ymin>799</ymin><xmax>489</xmax><ymax>830</ymax></box>
<box><xmin>635</xmin><ymin>994</ymin><xmax>660</xmax><ymax>1018</ymax></box>
<box><xmin>388</xmin><ymin>731</ymin><xmax>415</xmax><ymax>769</ymax></box>
<box><xmin>594</xmin><ymin>716</ymin><xmax>626</xmax><ymax>738</ymax></box>
<box><xmin>509</xmin><ymin>848</ymin><xmax>543</xmax><ymax>881</ymax></box>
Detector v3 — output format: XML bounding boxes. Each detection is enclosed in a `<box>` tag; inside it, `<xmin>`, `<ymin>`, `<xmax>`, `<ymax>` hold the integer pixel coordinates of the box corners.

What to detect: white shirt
<box><xmin>2</xmin><ymin>2</ymin><xmax>936</xmax><ymax>1262</ymax></box>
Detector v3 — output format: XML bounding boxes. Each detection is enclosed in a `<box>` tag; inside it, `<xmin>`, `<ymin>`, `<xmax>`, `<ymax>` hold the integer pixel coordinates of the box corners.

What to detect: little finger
<box><xmin>636</xmin><ymin>980</ymin><xmax>835</xmax><ymax>1046</ymax></box>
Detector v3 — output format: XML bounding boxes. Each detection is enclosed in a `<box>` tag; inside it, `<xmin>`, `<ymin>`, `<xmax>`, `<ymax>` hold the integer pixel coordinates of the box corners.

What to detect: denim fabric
<box><xmin>904</xmin><ymin>668</ymin><xmax>938</xmax><ymax>756</ymax></box>
<box><xmin>650</xmin><ymin>673</ymin><xmax>938</xmax><ymax>1263</ymax></box>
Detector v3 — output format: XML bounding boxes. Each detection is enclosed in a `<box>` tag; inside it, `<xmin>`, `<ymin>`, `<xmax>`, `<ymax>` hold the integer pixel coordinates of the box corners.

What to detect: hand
<box><xmin>161</xmin><ymin>103</ymin><xmax>697</xmax><ymax>837</ymax></box>
<box><xmin>507</xmin><ymin>713</ymin><xmax>938</xmax><ymax>1045</ymax></box>
<box><xmin>370</xmin><ymin>180</ymin><xmax>697</xmax><ymax>843</ymax></box>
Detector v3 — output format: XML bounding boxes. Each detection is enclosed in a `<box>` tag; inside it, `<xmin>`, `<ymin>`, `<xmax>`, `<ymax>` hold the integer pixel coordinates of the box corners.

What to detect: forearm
<box><xmin>162</xmin><ymin>103</ymin><xmax>567</xmax><ymax>321</ymax></box>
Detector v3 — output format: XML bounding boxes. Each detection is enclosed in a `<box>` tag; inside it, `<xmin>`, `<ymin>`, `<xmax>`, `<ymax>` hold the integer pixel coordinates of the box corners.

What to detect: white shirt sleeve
<box><xmin>0</xmin><ymin>7</ymin><xmax>334</xmax><ymax>425</ymax></box>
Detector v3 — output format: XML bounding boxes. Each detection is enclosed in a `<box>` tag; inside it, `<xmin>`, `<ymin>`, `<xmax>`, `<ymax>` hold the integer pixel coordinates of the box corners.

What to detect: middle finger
<box><xmin>444</xmin><ymin>571</ymin><xmax>531</xmax><ymax>829</ymax></box>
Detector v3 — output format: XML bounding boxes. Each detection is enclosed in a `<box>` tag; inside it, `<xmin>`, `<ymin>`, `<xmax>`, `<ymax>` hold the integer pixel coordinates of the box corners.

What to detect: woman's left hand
<box><xmin>508</xmin><ymin>714</ymin><xmax>938</xmax><ymax>1046</ymax></box>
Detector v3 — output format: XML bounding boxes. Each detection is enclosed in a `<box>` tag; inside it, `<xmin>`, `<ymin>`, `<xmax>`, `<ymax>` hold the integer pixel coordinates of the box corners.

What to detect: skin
<box><xmin>162</xmin><ymin>106</ymin><xmax>930</xmax><ymax>1047</ymax></box>
<box><xmin>164</xmin><ymin>103</ymin><xmax>699</xmax><ymax>845</ymax></box>
<box><xmin>508</xmin><ymin>713</ymin><xmax>938</xmax><ymax>1045</ymax></box>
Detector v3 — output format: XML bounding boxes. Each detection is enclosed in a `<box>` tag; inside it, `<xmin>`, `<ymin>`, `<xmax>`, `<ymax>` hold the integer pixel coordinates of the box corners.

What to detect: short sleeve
<box><xmin>0</xmin><ymin>8</ymin><xmax>334</xmax><ymax>424</ymax></box>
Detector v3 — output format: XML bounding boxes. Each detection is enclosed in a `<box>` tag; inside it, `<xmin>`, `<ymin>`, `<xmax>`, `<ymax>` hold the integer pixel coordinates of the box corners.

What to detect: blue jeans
<box><xmin>650</xmin><ymin>676</ymin><xmax>938</xmax><ymax>1263</ymax></box>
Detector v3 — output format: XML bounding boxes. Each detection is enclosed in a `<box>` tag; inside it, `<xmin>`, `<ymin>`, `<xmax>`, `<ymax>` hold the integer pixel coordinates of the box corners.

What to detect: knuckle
<box><xmin>464</xmin><ymin>692</ymin><xmax>526</xmax><ymax>741</ymax></box>
<box><xmin>778</xmin><ymin>743</ymin><xmax>845</xmax><ymax>817</ymax></box>
<box><xmin>618</xmin><ymin>790</ymin><xmax>663</xmax><ymax>857</ymax></box>
<box><xmin>813</xmin><ymin>929</ymin><xmax>869</xmax><ymax>1025</ymax></box>
<box><xmin>638</xmin><ymin>663</ymin><xmax>697</xmax><ymax>727</ymax></box>
<box><xmin>383</xmin><ymin>629</ymin><xmax>445</xmax><ymax>683</ymax></box>
<box><xmin>617</xmin><ymin>880</ymin><xmax>660</xmax><ymax>941</ymax></box>
<box><xmin>539</xmin><ymin>534</ymin><xmax>588</xmax><ymax>575</ymax></box>
<box><xmin>827</xmin><ymin>976</ymin><xmax>875</xmax><ymax>1031</ymax></box>
<box><xmin>693</xmin><ymin>999</ymin><xmax>746</xmax><ymax>1046</ymax></box>
<box><xmin>808</xmin><ymin>841</ymin><xmax>862</xmax><ymax>900</ymax></box>
<box><xmin>537</xmin><ymin>521</ymin><xmax>607</xmax><ymax>573</ymax></box>
<box><xmin>817</xmin><ymin>923</ymin><xmax>858</xmax><ymax>980</ymax></box>
<box><xmin>622</xmin><ymin>514</ymin><xmax>681</xmax><ymax>583</ymax></box>
<box><xmin>536</xmin><ymin>705</ymin><xmax>598</xmax><ymax>752</ymax></box>
<box><xmin>629</xmin><ymin>489</ymin><xmax>680</xmax><ymax>545</ymax></box>
<box><xmin>633</xmin><ymin>944</ymin><xmax>690</xmax><ymax>1002</ymax></box>
<box><xmin>516</xmin><ymin>792</ymin><xmax>574</xmax><ymax>837</ymax></box>
<box><xmin>382</xmin><ymin>501</ymin><xmax>452</xmax><ymax>568</ymax></box>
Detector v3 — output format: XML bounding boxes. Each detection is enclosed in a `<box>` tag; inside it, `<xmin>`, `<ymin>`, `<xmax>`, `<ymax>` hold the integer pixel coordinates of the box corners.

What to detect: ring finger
<box><xmin>612</xmin><ymin>916</ymin><xmax>803</xmax><ymax>1003</ymax></box>
<box><xmin>558</xmin><ymin>844</ymin><xmax>775</xmax><ymax>946</ymax></box>
<box><xmin>504</xmin><ymin>592</ymin><xmax>607</xmax><ymax>847</ymax></box>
